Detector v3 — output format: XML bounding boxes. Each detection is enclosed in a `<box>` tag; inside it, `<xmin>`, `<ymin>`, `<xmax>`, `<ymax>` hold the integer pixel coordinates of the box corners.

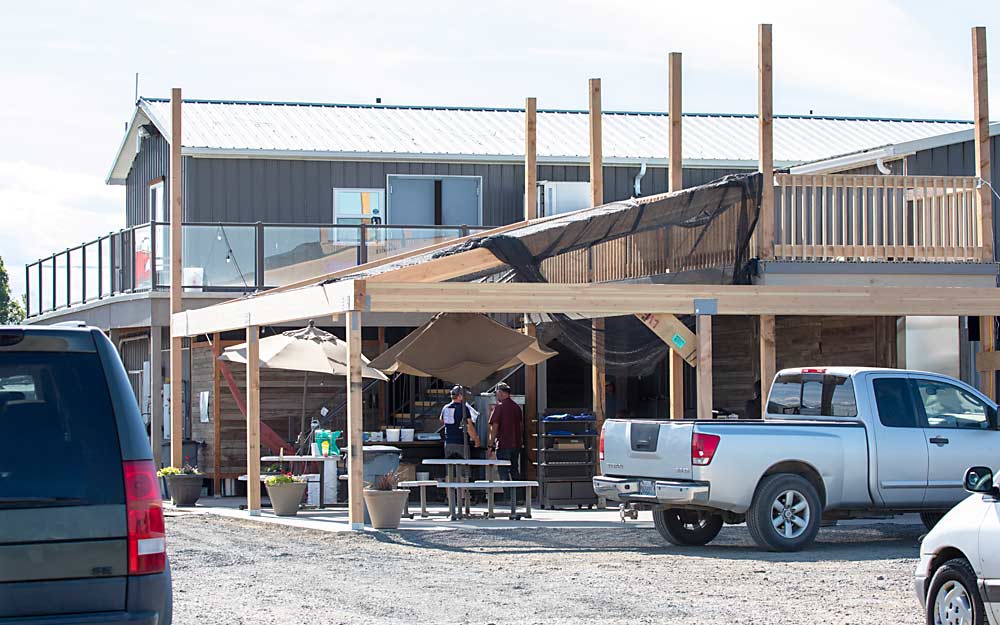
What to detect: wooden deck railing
<box><xmin>773</xmin><ymin>174</ymin><xmax>985</xmax><ymax>261</ymax></box>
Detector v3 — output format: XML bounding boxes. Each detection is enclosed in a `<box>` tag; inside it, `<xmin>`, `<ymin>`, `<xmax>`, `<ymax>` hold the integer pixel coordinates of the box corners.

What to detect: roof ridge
<box><xmin>138</xmin><ymin>97</ymin><xmax>973</xmax><ymax>125</ymax></box>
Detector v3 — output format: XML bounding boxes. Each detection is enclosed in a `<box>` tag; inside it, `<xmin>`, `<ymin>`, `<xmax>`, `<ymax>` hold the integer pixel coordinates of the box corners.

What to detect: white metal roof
<box><xmin>107</xmin><ymin>97</ymin><xmax>974</xmax><ymax>184</ymax></box>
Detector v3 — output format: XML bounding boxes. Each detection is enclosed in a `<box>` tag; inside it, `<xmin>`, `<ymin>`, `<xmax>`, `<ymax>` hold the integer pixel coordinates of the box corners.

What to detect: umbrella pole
<box><xmin>300</xmin><ymin>371</ymin><xmax>309</xmax><ymax>449</ymax></box>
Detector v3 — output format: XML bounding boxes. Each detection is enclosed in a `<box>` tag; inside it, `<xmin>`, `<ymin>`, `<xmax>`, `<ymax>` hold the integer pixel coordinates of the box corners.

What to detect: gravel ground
<box><xmin>167</xmin><ymin>512</ymin><xmax>925</xmax><ymax>625</ymax></box>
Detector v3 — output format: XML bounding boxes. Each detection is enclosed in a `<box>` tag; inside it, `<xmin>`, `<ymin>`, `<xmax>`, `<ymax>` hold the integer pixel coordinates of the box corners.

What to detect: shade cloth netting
<box><xmin>331</xmin><ymin>172</ymin><xmax>762</xmax><ymax>377</ymax></box>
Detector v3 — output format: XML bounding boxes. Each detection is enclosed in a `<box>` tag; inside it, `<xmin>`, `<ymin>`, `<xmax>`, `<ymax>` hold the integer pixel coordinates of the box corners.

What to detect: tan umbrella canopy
<box><xmin>220</xmin><ymin>321</ymin><xmax>387</xmax><ymax>380</ymax></box>
<box><xmin>368</xmin><ymin>313</ymin><xmax>556</xmax><ymax>388</ymax></box>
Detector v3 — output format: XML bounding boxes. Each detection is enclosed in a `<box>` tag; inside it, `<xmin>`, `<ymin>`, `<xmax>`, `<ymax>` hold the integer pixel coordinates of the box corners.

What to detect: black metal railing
<box><xmin>25</xmin><ymin>221</ymin><xmax>489</xmax><ymax>318</ymax></box>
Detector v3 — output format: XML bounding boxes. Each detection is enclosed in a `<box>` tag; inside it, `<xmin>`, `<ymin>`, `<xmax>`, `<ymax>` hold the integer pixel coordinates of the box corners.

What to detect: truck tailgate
<box><xmin>601</xmin><ymin>419</ymin><xmax>694</xmax><ymax>480</ymax></box>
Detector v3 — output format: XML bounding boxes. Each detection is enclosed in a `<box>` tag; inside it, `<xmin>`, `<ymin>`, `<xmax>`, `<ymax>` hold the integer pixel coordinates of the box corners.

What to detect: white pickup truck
<box><xmin>594</xmin><ymin>367</ymin><xmax>1000</xmax><ymax>551</ymax></box>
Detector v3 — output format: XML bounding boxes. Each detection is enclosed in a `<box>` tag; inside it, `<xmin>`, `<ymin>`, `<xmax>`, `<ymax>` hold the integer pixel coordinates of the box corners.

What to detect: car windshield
<box><xmin>0</xmin><ymin>351</ymin><xmax>124</xmax><ymax>507</ymax></box>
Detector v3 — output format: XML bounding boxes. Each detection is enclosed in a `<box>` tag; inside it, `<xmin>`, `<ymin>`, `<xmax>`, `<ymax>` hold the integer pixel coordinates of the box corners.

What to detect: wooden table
<box><xmin>422</xmin><ymin>458</ymin><xmax>510</xmax><ymax>520</ymax></box>
<box><xmin>261</xmin><ymin>455</ymin><xmax>340</xmax><ymax>508</ymax></box>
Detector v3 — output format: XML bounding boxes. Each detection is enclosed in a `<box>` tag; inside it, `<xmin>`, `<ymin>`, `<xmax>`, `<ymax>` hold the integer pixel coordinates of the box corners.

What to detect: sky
<box><xmin>1</xmin><ymin>0</ymin><xmax>999</xmax><ymax>302</ymax></box>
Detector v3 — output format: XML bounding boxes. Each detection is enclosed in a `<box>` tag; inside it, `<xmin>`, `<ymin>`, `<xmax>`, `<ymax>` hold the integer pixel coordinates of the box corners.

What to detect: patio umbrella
<box><xmin>220</xmin><ymin>321</ymin><xmax>387</xmax><ymax>443</ymax></box>
<box><xmin>368</xmin><ymin>313</ymin><xmax>556</xmax><ymax>388</ymax></box>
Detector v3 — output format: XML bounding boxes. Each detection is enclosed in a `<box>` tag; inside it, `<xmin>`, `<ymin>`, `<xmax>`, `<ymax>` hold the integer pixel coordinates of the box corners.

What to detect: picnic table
<box><xmin>261</xmin><ymin>455</ymin><xmax>340</xmax><ymax>508</ymax></box>
<box><xmin>422</xmin><ymin>458</ymin><xmax>536</xmax><ymax>520</ymax></box>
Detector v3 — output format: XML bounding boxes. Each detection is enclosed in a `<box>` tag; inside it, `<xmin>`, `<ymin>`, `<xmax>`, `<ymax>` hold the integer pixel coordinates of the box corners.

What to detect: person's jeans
<box><xmin>495</xmin><ymin>448</ymin><xmax>521</xmax><ymax>502</ymax></box>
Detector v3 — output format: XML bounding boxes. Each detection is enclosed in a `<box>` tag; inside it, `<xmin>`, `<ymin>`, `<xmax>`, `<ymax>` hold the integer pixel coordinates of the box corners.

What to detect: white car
<box><xmin>916</xmin><ymin>466</ymin><xmax>1000</xmax><ymax>625</ymax></box>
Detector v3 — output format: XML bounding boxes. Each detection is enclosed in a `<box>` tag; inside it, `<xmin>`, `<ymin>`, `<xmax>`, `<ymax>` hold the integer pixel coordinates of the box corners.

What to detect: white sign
<box><xmin>199</xmin><ymin>391</ymin><xmax>210</xmax><ymax>423</ymax></box>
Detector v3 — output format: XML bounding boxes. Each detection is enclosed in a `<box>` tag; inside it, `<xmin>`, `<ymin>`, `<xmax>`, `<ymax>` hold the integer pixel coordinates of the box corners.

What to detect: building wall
<box><xmin>906</xmin><ymin>135</ymin><xmax>1000</xmax><ymax>261</ymax></box>
<box><xmin>125</xmin><ymin>129</ymin><xmax>171</xmax><ymax>227</ymax></box>
<box><xmin>174</xmin><ymin>158</ymin><xmax>749</xmax><ymax>227</ymax></box>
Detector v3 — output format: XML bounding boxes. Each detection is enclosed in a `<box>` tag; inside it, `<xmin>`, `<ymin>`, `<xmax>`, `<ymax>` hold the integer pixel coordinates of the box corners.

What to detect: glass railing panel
<box><xmin>26</xmin><ymin>264</ymin><xmax>39</xmax><ymax>317</ymax></box>
<box><xmin>132</xmin><ymin>225</ymin><xmax>152</xmax><ymax>291</ymax></box>
<box><xmin>83</xmin><ymin>241</ymin><xmax>100</xmax><ymax>302</ymax></box>
<box><xmin>68</xmin><ymin>247</ymin><xmax>84</xmax><ymax>305</ymax></box>
<box><xmin>54</xmin><ymin>253</ymin><xmax>68</xmax><ymax>309</ymax></box>
<box><xmin>178</xmin><ymin>224</ymin><xmax>256</xmax><ymax>288</ymax></box>
<box><xmin>100</xmin><ymin>237</ymin><xmax>112</xmax><ymax>297</ymax></box>
<box><xmin>40</xmin><ymin>258</ymin><xmax>54</xmax><ymax>313</ymax></box>
<box><xmin>263</xmin><ymin>226</ymin><xmax>360</xmax><ymax>287</ymax></box>
<box><xmin>365</xmin><ymin>227</ymin><xmax>465</xmax><ymax>263</ymax></box>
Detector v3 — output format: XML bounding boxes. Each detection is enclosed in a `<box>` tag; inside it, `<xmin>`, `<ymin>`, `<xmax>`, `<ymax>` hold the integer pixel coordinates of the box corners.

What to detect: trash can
<box><xmin>362</xmin><ymin>445</ymin><xmax>401</xmax><ymax>525</ymax></box>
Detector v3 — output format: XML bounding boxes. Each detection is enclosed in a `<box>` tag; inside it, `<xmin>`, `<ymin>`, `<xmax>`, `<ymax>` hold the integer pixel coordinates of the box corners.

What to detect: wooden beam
<box><xmin>149</xmin><ymin>326</ymin><xmax>163</xmax><ymax>467</ymax></box>
<box><xmin>759</xmin><ymin>314</ymin><xmax>776</xmax><ymax>416</ymax></box>
<box><xmin>211</xmin><ymin>332</ymin><xmax>221</xmax><ymax>495</ymax></box>
<box><xmin>637</xmin><ymin>313</ymin><xmax>697</xmax><ymax>366</ymax></box>
<box><xmin>758</xmin><ymin>23</ymin><xmax>775</xmax><ymax>260</ymax></box>
<box><xmin>525</xmin><ymin>97</ymin><xmax>538</xmax><ymax>220</ymax></box>
<box><xmin>346</xmin><ymin>310</ymin><xmax>365</xmax><ymax>529</ymax></box>
<box><xmin>973</xmin><ymin>27</ymin><xmax>994</xmax><ymax>262</ymax></box>
<box><xmin>245</xmin><ymin>325</ymin><xmax>261</xmax><ymax>515</ymax></box>
<box><xmin>169</xmin><ymin>88</ymin><xmax>184</xmax><ymax>468</ymax></box>
<box><xmin>523</xmin><ymin>322</ymin><xmax>538</xmax><ymax>432</ymax></box>
<box><xmin>975</xmin><ymin>342</ymin><xmax>1000</xmax><ymax>372</ymax></box>
<box><xmin>668</xmin><ymin>52</ymin><xmax>683</xmax><ymax>193</ymax></box>
<box><xmin>589</xmin><ymin>78</ymin><xmax>603</xmax><ymax>208</ymax></box>
<box><xmin>359</xmin><ymin>282</ymin><xmax>1000</xmax><ymax>317</ymax></box>
<box><xmin>696</xmin><ymin>315</ymin><xmax>713</xmax><ymax>419</ymax></box>
<box><xmin>592</xmin><ymin>317</ymin><xmax>606</xmax><ymax>423</ymax></box>
<box><xmin>367</xmin><ymin>247</ymin><xmax>501</xmax><ymax>283</ymax></box>
<box><xmin>981</xmin><ymin>316</ymin><xmax>996</xmax><ymax>402</ymax></box>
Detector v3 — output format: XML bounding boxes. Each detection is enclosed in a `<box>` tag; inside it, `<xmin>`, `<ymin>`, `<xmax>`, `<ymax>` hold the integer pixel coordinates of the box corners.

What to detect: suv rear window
<box><xmin>0</xmin><ymin>352</ymin><xmax>124</xmax><ymax>508</ymax></box>
<box><xmin>767</xmin><ymin>373</ymin><xmax>858</xmax><ymax>417</ymax></box>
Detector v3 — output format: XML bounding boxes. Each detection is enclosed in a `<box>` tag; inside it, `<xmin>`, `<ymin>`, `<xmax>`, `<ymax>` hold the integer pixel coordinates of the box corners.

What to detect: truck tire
<box><xmin>653</xmin><ymin>508</ymin><xmax>724</xmax><ymax>546</ymax></box>
<box><xmin>746</xmin><ymin>473</ymin><xmax>821</xmax><ymax>552</ymax></box>
<box><xmin>926</xmin><ymin>558</ymin><xmax>987</xmax><ymax>625</ymax></box>
<box><xmin>920</xmin><ymin>511</ymin><xmax>946</xmax><ymax>531</ymax></box>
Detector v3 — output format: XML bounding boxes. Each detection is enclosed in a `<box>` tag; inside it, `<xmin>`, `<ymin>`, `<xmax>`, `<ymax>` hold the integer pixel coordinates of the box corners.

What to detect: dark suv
<box><xmin>0</xmin><ymin>325</ymin><xmax>171</xmax><ymax>624</ymax></box>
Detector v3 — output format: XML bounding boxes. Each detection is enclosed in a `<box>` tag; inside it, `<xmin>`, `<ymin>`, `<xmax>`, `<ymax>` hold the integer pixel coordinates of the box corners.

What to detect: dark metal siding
<box><xmin>183</xmin><ymin>158</ymin><xmax>750</xmax><ymax>227</ymax></box>
<box><xmin>906</xmin><ymin>135</ymin><xmax>1000</xmax><ymax>261</ymax></box>
<box><xmin>124</xmin><ymin>130</ymin><xmax>170</xmax><ymax>227</ymax></box>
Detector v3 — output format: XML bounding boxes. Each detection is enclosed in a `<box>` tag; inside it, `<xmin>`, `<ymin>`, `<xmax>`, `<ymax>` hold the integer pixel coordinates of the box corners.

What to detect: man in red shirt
<box><xmin>488</xmin><ymin>382</ymin><xmax>523</xmax><ymax>493</ymax></box>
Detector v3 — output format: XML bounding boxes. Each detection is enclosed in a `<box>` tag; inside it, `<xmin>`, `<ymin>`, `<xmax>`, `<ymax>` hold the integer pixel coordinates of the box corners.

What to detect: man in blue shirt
<box><xmin>441</xmin><ymin>385</ymin><xmax>480</xmax><ymax>460</ymax></box>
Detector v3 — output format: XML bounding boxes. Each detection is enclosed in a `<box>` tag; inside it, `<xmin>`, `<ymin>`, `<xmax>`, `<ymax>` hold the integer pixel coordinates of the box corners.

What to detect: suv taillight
<box><xmin>123</xmin><ymin>460</ymin><xmax>165</xmax><ymax>575</ymax></box>
<box><xmin>691</xmin><ymin>433</ymin><xmax>721</xmax><ymax>466</ymax></box>
<box><xmin>599</xmin><ymin>427</ymin><xmax>605</xmax><ymax>462</ymax></box>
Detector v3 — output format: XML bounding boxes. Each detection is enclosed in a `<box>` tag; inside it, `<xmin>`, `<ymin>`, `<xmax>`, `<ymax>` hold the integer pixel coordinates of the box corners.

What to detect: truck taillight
<box><xmin>691</xmin><ymin>433</ymin><xmax>720</xmax><ymax>466</ymax></box>
<box><xmin>123</xmin><ymin>460</ymin><xmax>166</xmax><ymax>575</ymax></box>
<box><xmin>599</xmin><ymin>427</ymin><xmax>605</xmax><ymax>462</ymax></box>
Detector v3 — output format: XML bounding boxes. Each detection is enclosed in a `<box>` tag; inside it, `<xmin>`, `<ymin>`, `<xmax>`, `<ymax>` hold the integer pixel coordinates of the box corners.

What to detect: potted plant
<box><xmin>265</xmin><ymin>473</ymin><xmax>307</xmax><ymax>516</ymax></box>
<box><xmin>363</xmin><ymin>471</ymin><xmax>410</xmax><ymax>530</ymax></box>
<box><xmin>157</xmin><ymin>463</ymin><xmax>203</xmax><ymax>507</ymax></box>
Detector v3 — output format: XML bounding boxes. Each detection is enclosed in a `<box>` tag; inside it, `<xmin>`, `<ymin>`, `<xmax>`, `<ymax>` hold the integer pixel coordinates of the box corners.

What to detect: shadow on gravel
<box><xmin>370</xmin><ymin>523</ymin><xmax>924</xmax><ymax>563</ymax></box>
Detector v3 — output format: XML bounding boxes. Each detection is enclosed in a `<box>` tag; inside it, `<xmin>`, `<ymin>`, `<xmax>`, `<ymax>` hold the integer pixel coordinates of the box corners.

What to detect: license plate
<box><xmin>639</xmin><ymin>480</ymin><xmax>655</xmax><ymax>497</ymax></box>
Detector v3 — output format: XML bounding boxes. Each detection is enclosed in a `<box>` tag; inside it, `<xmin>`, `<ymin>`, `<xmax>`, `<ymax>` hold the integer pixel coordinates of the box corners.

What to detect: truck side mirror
<box><xmin>964</xmin><ymin>466</ymin><xmax>996</xmax><ymax>494</ymax></box>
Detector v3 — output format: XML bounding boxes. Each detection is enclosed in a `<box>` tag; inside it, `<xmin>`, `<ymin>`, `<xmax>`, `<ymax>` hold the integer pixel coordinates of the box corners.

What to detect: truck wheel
<box><xmin>920</xmin><ymin>511</ymin><xmax>946</xmax><ymax>531</ymax></box>
<box><xmin>746</xmin><ymin>473</ymin><xmax>821</xmax><ymax>552</ymax></box>
<box><xmin>653</xmin><ymin>508</ymin><xmax>723</xmax><ymax>546</ymax></box>
<box><xmin>926</xmin><ymin>558</ymin><xmax>986</xmax><ymax>625</ymax></box>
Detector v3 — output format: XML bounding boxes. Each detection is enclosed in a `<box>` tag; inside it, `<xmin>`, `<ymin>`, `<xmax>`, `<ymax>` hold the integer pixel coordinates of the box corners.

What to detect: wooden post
<box><xmin>589</xmin><ymin>78</ymin><xmax>605</xmax><ymax>432</ymax></box>
<box><xmin>149</xmin><ymin>326</ymin><xmax>163</xmax><ymax>467</ymax></box>
<box><xmin>981</xmin><ymin>316</ymin><xmax>996</xmax><ymax>402</ymax></box>
<box><xmin>245</xmin><ymin>325</ymin><xmax>261</xmax><ymax>515</ymax></box>
<box><xmin>758</xmin><ymin>26</ymin><xmax>776</xmax><ymax>416</ymax></box>
<box><xmin>212</xmin><ymin>332</ymin><xmax>222</xmax><ymax>495</ymax></box>
<box><xmin>525</xmin><ymin>97</ymin><xmax>538</xmax><ymax>220</ymax></box>
<box><xmin>668</xmin><ymin>52</ymin><xmax>685</xmax><ymax>420</ymax></box>
<box><xmin>169</xmin><ymin>87</ymin><xmax>184</xmax><ymax>467</ymax></box>
<box><xmin>757</xmin><ymin>24</ymin><xmax>774</xmax><ymax>260</ymax></box>
<box><xmin>346</xmin><ymin>310</ymin><xmax>365</xmax><ymax>529</ymax></box>
<box><xmin>973</xmin><ymin>27</ymin><xmax>994</xmax><ymax>262</ymax></box>
<box><xmin>523</xmin><ymin>322</ymin><xmax>538</xmax><ymax>480</ymax></box>
<box><xmin>696</xmin><ymin>315</ymin><xmax>713</xmax><ymax>419</ymax></box>
<box><xmin>759</xmin><ymin>314</ymin><xmax>776</xmax><ymax>416</ymax></box>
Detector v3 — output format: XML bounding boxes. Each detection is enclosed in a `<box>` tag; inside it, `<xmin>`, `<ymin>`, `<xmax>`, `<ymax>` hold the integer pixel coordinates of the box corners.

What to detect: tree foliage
<box><xmin>0</xmin><ymin>256</ymin><xmax>25</xmax><ymax>324</ymax></box>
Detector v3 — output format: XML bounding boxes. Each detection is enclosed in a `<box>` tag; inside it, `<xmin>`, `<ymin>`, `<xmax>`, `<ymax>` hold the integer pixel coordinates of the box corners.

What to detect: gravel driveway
<box><xmin>167</xmin><ymin>513</ymin><xmax>925</xmax><ymax>625</ymax></box>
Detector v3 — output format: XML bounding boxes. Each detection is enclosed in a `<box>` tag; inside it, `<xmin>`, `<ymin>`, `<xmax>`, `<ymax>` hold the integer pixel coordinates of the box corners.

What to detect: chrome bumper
<box><xmin>592</xmin><ymin>476</ymin><xmax>710</xmax><ymax>505</ymax></box>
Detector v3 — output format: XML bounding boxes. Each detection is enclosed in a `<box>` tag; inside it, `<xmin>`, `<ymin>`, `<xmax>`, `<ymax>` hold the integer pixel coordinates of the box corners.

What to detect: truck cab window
<box><xmin>916</xmin><ymin>379</ymin><xmax>993</xmax><ymax>430</ymax></box>
<box><xmin>872</xmin><ymin>378</ymin><xmax>918</xmax><ymax>428</ymax></box>
<box><xmin>766</xmin><ymin>373</ymin><xmax>857</xmax><ymax>417</ymax></box>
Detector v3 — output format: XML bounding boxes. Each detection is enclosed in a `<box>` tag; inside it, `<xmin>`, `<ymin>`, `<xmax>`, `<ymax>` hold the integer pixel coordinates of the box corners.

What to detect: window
<box><xmin>766</xmin><ymin>374</ymin><xmax>858</xmax><ymax>417</ymax></box>
<box><xmin>872</xmin><ymin>378</ymin><xmax>919</xmax><ymax>428</ymax></box>
<box><xmin>0</xmin><ymin>352</ymin><xmax>124</xmax><ymax>507</ymax></box>
<box><xmin>149</xmin><ymin>179</ymin><xmax>165</xmax><ymax>222</ymax></box>
<box><xmin>333</xmin><ymin>188</ymin><xmax>384</xmax><ymax>242</ymax></box>
<box><xmin>916</xmin><ymin>379</ymin><xmax>994</xmax><ymax>430</ymax></box>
